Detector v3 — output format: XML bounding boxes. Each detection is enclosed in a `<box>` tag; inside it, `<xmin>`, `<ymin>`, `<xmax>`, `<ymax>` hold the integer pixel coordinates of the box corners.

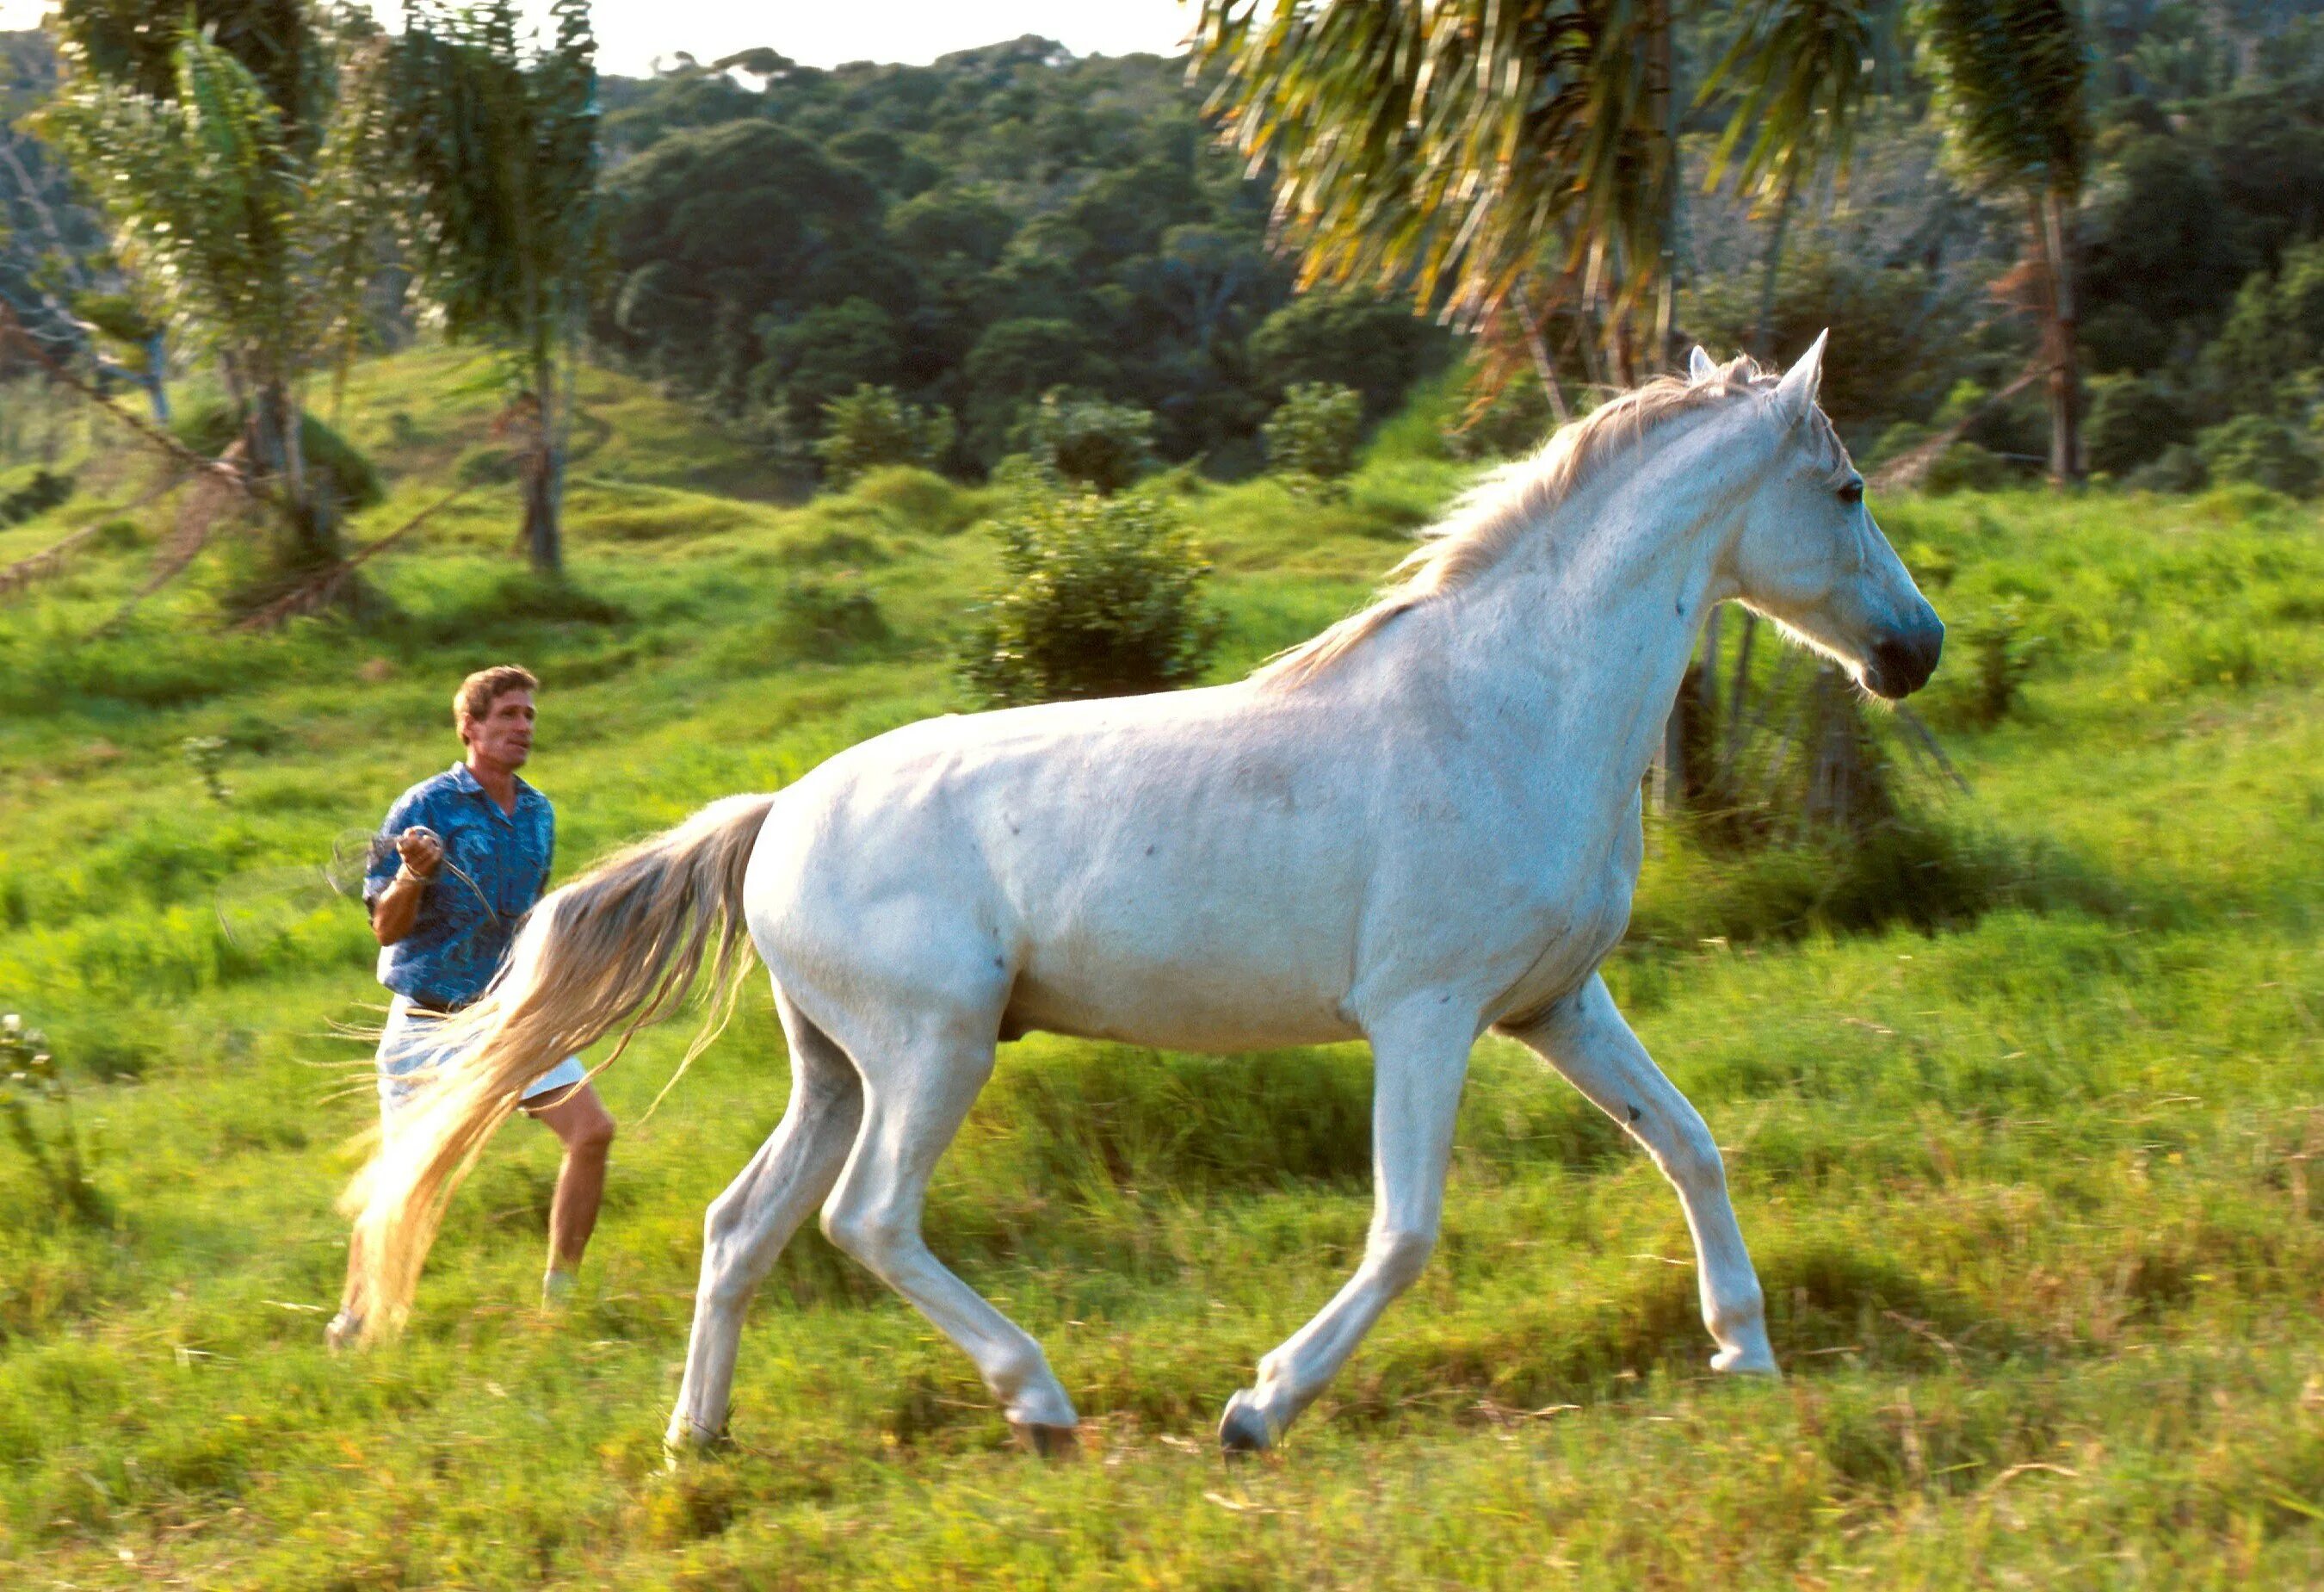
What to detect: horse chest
<box><xmin>1485</xmin><ymin>834</ymin><xmax>1640</xmax><ymax>1024</ymax></box>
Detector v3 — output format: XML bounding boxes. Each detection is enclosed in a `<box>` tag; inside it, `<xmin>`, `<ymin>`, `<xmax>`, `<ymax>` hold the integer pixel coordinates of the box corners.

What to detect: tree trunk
<box><xmin>1511</xmin><ymin>282</ymin><xmax>1573</xmax><ymax>426</ymax></box>
<box><xmin>2032</xmin><ymin>188</ymin><xmax>2082</xmax><ymax>483</ymax></box>
<box><xmin>1802</xmin><ymin>666</ymin><xmax>1886</xmax><ymax>836</ymax></box>
<box><xmin>1645</xmin><ymin>0</ymin><xmax>1678</xmax><ymax>369</ymax></box>
<box><xmin>249</xmin><ymin>375</ymin><xmax>337</xmax><ymax>567</ymax></box>
<box><xmin>141</xmin><ymin>330</ymin><xmax>170</xmax><ymax>424</ymax></box>
<box><xmin>520</xmin><ymin>357</ymin><xmax>564</xmax><ymax>576</ymax></box>
<box><xmin>1752</xmin><ymin>177</ymin><xmax>1797</xmax><ymax>360</ymax></box>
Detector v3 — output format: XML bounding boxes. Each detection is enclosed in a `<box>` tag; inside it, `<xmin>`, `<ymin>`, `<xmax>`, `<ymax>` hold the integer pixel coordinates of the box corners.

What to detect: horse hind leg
<box><xmin>816</xmin><ymin>1013</ymin><xmax>1079</xmax><ymax>1452</ymax></box>
<box><xmin>666</xmin><ymin>991</ymin><xmax>864</xmax><ymax>1456</ymax></box>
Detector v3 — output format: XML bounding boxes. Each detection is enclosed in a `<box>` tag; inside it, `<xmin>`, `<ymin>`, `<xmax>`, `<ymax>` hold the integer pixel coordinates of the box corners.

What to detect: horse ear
<box><xmin>1772</xmin><ymin>329</ymin><xmax>1828</xmax><ymax>424</ymax></box>
<box><xmin>1687</xmin><ymin>345</ymin><xmax>1718</xmax><ymax>385</ymax></box>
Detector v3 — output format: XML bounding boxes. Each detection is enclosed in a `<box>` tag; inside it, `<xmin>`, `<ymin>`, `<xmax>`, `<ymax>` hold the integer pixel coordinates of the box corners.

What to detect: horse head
<box><xmin>1721</xmin><ymin>332</ymin><xmax>1944</xmax><ymax>701</ymax></box>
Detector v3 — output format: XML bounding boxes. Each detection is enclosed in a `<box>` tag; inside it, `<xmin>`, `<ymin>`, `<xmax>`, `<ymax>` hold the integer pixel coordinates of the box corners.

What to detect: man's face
<box><xmin>462</xmin><ymin>690</ymin><xmax>535</xmax><ymax>770</ymax></box>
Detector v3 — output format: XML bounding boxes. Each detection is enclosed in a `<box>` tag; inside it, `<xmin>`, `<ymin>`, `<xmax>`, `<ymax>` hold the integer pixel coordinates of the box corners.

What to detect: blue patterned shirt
<box><xmin>364</xmin><ymin>763</ymin><xmax>554</xmax><ymax>1008</ymax></box>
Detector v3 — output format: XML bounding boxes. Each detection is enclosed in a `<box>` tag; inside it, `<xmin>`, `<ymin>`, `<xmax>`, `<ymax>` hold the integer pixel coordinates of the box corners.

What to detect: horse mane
<box><xmin>1248</xmin><ymin>353</ymin><xmax>1846</xmax><ymax>691</ymax></box>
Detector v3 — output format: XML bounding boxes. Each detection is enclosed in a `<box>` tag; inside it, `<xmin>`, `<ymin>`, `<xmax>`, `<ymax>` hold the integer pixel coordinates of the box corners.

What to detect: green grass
<box><xmin>2</xmin><ymin>352</ymin><xmax>2322</xmax><ymax>1585</ymax></box>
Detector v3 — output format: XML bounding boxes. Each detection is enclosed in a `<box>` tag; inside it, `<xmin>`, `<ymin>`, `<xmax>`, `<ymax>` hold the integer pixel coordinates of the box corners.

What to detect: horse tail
<box><xmin>335</xmin><ymin>790</ymin><xmax>778</xmax><ymax>1344</ymax></box>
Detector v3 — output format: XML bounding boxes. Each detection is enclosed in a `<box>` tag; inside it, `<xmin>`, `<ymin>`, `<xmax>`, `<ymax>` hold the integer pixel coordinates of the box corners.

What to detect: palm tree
<box><xmin>392</xmin><ymin>0</ymin><xmax>599</xmax><ymax>574</ymax></box>
<box><xmin>1193</xmin><ymin>0</ymin><xmax>1882</xmax><ymax>388</ymax></box>
<box><xmin>1916</xmin><ymin>0</ymin><xmax>2089</xmax><ymax>481</ymax></box>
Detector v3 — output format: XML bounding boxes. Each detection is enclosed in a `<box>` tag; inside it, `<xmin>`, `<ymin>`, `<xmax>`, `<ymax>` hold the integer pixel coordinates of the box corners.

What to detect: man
<box><xmin>350</xmin><ymin>665</ymin><xmax>616</xmax><ymax>1316</ymax></box>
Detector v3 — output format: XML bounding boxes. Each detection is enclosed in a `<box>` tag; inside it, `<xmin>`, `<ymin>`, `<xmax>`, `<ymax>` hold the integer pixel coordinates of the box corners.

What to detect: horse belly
<box><xmin>1004</xmin><ymin>880</ymin><xmax>1361</xmax><ymax>1052</ymax></box>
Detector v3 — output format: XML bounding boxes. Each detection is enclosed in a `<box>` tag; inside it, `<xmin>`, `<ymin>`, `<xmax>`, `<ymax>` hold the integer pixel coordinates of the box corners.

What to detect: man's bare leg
<box><xmin>527</xmin><ymin>1081</ymin><xmax>616</xmax><ymax>1300</ymax></box>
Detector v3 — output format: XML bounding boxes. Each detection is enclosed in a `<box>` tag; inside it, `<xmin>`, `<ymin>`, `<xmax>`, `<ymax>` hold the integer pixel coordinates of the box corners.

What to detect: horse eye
<box><xmin>1838</xmin><ymin>480</ymin><xmax>1864</xmax><ymax>505</ymax></box>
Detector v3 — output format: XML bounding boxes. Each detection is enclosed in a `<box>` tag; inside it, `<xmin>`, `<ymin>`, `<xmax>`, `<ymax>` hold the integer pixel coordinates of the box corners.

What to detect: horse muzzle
<box><xmin>1864</xmin><ymin>612</ymin><xmax>1944</xmax><ymax>701</ymax></box>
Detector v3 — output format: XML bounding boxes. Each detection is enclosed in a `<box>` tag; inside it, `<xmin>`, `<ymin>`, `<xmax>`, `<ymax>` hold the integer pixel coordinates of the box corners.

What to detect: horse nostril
<box><xmin>1871</xmin><ymin>628</ymin><xmax>1941</xmax><ymax>699</ymax></box>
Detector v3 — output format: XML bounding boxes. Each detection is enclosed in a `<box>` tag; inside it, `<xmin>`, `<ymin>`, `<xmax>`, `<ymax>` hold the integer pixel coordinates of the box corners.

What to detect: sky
<box><xmin>0</xmin><ymin>2</ymin><xmax>1198</xmax><ymax>77</ymax></box>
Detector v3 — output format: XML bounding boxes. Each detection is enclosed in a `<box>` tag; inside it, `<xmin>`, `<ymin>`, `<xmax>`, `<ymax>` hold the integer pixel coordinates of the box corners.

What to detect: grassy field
<box><xmin>3</xmin><ymin>350</ymin><xmax>2322</xmax><ymax>1587</ymax></box>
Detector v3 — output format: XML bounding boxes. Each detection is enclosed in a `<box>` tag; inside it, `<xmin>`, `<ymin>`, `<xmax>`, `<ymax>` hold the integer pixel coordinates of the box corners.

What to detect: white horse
<box><xmin>334</xmin><ymin>335</ymin><xmax>1943</xmax><ymax>1455</ymax></box>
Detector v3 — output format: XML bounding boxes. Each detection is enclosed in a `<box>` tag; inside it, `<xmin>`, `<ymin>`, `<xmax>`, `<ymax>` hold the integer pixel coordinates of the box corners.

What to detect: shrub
<box><xmin>0</xmin><ymin>1013</ymin><xmax>110</xmax><ymax>1230</ymax></box>
<box><xmin>1944</xmin><ymin>604</ymin><xmax>2044</xmax><ymax>728</ymax></box>
<box><xmin>2084</xmin><ymin>376</ymin><xmax>2196</xmax><ymax>478</ymax></box>
<box><xmin>173</xmin><ymin>400</ymin><xmax>384</xmax><ymax>512</ymax></box>
<box><xmin>1019</xmin><ymin>388</ymin><xmax>1154</xmax><ymax>495</ymax></box>
<box><xmin>1262</xmin><ymin>381</ymin><xmax>1366</xmax><ymax>495</ymax></box>
<box><xmin>1922</xmin><ymin>442</ymin><xmax>2015</xmax><ymax>494</ymax></box>
<box><xmin>0</xmin><ymin>467</ymin><xmax>72</xmax><ymax>526</ymax></box>
<box><xmin>2196</xmin><ymin>414</ymin><xmax>2320</xmax><ymax>498</ymax></box>
<box><xmin>958</xmin><ymin>486</ymin><xmax>1220</xmax><ymax>706</ymax></box>
<box><xmin>813</xmin><ymin>384</ymin><xmax>956</xmax><ymax>488</ymax></box>
<box><xmin>2124</xmin><ymin>443</ymin><xmax>2210</xmax><ymax>493</ymax></box>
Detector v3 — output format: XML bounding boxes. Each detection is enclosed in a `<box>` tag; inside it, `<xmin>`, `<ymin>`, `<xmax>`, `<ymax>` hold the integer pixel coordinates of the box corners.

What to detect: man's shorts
<box><xmin>376</xmin><ymin>994</ymin><xmax>589</xmax><ymax>1120</ymax></box>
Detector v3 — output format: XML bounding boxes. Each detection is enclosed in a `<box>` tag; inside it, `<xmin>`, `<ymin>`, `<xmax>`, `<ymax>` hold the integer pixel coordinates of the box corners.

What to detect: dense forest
<box><xmin>5</xmin><ymin>3</ymin><xmax>2324</xmax><ymax>494</ymax></box>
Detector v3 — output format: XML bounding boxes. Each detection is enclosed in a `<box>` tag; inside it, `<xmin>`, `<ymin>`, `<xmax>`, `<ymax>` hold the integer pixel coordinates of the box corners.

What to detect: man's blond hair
<box><xmin>454</xmin><ymin>665</ymin><xmax>539</xmax><ymax>738</ymax></box>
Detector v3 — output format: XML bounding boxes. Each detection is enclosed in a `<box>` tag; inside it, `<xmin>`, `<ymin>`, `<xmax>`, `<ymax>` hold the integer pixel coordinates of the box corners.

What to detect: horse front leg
<box><xmin>1219</xmin><ymin>1004</ymin><xmax>1474</xmax><ymax>1453</ymax></box>
<box><xmin>1500</xmin><ymin>972</ymin><xmax>1777</xmax><ymax>1375</ymax></box>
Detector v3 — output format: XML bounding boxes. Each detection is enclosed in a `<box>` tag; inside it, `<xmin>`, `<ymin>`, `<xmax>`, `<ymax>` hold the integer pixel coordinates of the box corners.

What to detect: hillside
<box><xmin>2</xmin><ymin>353</ymin><xmax>2323</xmax><ymax>1584</ymax></box>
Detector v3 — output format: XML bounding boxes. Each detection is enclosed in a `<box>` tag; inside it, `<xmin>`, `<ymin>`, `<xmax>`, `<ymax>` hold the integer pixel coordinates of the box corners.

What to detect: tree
<box><xmin>1917</xmin><ymin>0</ymin><xmax>2091</xmax><ymax>480</ymax></box>
<box><xmin>40</xmin><ymin>11</ymin><xmax>397</xmax><ymax>571</ymax></box>
<box><xmin>1196</xmin><ymin>1</ymin><xmax>1883</xmax><ymax>387</ymax></box>
<box><xmin>1696</xmin><ymin>0</ymin><xmax>1887</xmax><ymax>354</ymax></box>
<box><xmin>599</xmin><ymin>121</ymin><xmax>901</xmax><ymax>393</ymax></box>
<box><xmin>392</xmin><ymin>0</ymin><xmax>600</xmax><ymax>574</ymax></box>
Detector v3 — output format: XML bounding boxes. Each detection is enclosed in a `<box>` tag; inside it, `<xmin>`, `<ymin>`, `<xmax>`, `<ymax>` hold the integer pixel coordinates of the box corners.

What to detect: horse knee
<box><xmin>1367</xmin><ymin>1226</ymin><xmax>1437</xmax><ymax>1294</ymax></box>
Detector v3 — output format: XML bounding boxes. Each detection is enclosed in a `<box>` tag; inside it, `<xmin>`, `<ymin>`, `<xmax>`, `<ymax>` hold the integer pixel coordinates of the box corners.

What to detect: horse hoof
<box><xmin>663</xmin><ymin>1419</ymin><xmax>739</xmax><ymax>1470</ymax></box>
<box><xmin>324</xmin><ymin>1311</ymin><xmax>362</xmax><ymax>1355</ymax></box>
<box><xmin>1218</xmin><ymin>1391</ymin><xmax>1275</xmax><ymax>1455</ymax></box>
<box><xmin>1011</xmin><ymin>1421</ymin><xmax>1080</xmax><ymax>1459</ymax></box>
<box><xmin>1711</xmin><ymin>1346</ymin><xmax>1781</xmax><ymax>1378</ymax></box>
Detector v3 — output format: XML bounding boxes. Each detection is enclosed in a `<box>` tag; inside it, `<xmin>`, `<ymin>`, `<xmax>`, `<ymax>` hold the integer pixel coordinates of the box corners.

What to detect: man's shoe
<box><xmin>541</xmin><ymin>1267</ymin><xmax>578</xmax><ymax>1310</ymax></box>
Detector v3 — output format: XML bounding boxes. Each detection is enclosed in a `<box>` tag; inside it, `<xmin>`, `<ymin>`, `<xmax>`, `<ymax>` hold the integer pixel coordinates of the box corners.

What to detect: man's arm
<box><xmin>371</xmin><ymin>827</ymin><xmax>444</xmax><ymax>947</ymax></box>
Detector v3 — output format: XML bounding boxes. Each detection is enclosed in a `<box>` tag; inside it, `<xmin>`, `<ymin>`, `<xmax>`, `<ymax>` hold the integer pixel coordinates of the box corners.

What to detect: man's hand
<box><xmin>396</xmin><ymin>826</ymin><xmax>444</xmax><ymax>881</ymax></box>
<box><xmin>373</xmin><ymin>827</ymin><xmax>442</xmax><ymax>948</ymax></box>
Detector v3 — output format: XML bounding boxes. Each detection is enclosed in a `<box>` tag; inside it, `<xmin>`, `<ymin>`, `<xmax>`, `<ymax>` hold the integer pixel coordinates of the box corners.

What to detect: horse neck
<box><xmin>1419</xmin><ymin>419</ymin><xmax>1758</xmax><ymax>797</ymax></box>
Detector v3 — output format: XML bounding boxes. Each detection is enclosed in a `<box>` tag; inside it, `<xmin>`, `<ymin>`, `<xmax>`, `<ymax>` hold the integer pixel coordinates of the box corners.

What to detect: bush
<box><xmin>2123</xmin><ymin>443</ymin><xmax>2210</xmax><ymax>493</ymax></box>
<box><xmin>1262</xmin><ymin>382</ymin><xmax>1366</xmax><ymax>495</ymax></box>
<box><xmin>1935</xmin><ymin>604</ymin><xmax>2045</xmax><ymax>728</ymax></box>
<box><xmin>2196</xmin><ymin>414</ymin><xmax>2320</xmax><ymax>498</ymax></box>
<box><xmin>813</xmin><ymin>384</ymin><xmax>956</xmax><ymax>488</ymax></box>
<box><xmin>0</xmin><ymin>467</ymin><xmax>72</xmax><ymax>526</ymax></box>
<box><xmin>173</xmin><ymin>401</ymin><xmax>385</xmax><ymax>512</ymax></box>
<box><xmin>958</xmin><ymin>486</ymin><xmax>1221</xmax><ymax>706</ymax></box>
<box><xmin>1441</xmin><ymin>373</ymin><xmax>1558</xmax><ymax>461</ymax></box>
<box><xmin>1019</xmin><ymin>388</ymin><xmax>1155</xmax><ymax>494</ymax></box>
<box><xmin>1922</xmin><ymin>442</ymin><xmax>2015</xmax><ymax>494</ymax></box>
<box><xmin>2084</xmin><ymin>376</ymin><xmax>2196</xmax><ymax>478</ymax></box>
